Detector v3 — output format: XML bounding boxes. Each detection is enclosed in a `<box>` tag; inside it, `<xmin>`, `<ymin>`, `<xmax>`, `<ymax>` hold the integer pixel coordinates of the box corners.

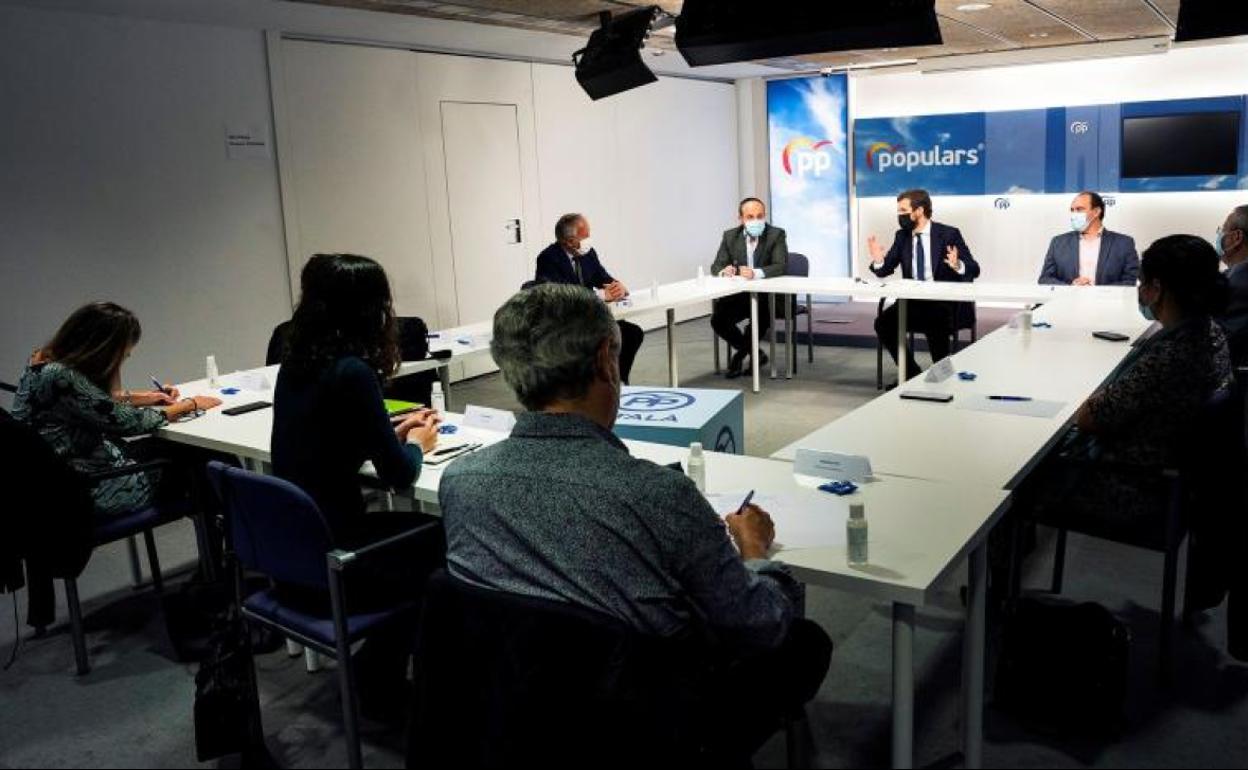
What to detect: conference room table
<box><xmin>156</xmin><ymin>372</ymin><xmax>1008</xmax><ymax>769</ymax></box>
<box><xmin>747</xmin><ymin>277</ymin><xmax>1073</xmax><ymax>393</ymax></box>
<box><xmin>772</xmin><ymin>287</ymin><xmax>1149</xmax><ymax>491</ymax></box>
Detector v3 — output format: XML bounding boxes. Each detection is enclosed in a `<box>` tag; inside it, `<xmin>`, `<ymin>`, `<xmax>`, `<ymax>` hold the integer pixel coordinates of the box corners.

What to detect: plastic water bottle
<box><xmin>697</xmin><ymin>265</ymin><xmax>706</xmax><ymax>288</ymax></box>
<box><xmin>651</xmin><ymin>278</ymin><xmax>659</xmax><ymax>299</ymax></box>
<box><xmin>687</xmin><ymin>442</ymin><xmax>706</xmax><ymax>492</ymax></box>
<box><xmin>430</xmin><ymin>381</ymin><xmax>446</xmax><ymax>414</ymax></box>
<box><xmin>205</xmin><ymin>355</ymin><xmax>219</xmax><ymax>388</ymax></box>
<box><xmin>847</xmin><ymin>502</ymin><xmax>868</xmax><ymax>566</ymax></box>
<box><xmin>1021</xmin><ymin>308</ymin><xmax>1033</xmax><ymax>344</ymax></box>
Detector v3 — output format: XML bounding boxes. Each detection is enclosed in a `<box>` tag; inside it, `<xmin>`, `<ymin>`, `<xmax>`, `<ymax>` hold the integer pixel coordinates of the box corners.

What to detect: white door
<box><xmin>440</xmin><ymin>102</ymin><xmax>527</xmax><ymax>377</ymax></box>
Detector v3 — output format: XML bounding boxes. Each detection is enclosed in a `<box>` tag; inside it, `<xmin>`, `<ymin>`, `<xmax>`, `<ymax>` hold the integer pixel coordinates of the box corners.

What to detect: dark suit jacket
<box><xmin>535</xmin><ymin>242</ymin><xmax>614</xmax><ymax>290</ymax></box>
<box><xmin>869</xmin><ymin>222</ymin><xmax>979</xmax><ymax>282</ymax></box>
<box><xmin>711</xmin><ymin>224</ymin><xmax>788</xmax><ymax>278</ymax></box>
<box><xmin>1038</xmin><ymin>230</ymin><xmax>1139</xmax><ymax>286</ymax></box>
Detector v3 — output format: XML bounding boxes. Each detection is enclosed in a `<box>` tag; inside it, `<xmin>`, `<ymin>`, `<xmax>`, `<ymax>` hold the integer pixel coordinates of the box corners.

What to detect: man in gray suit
<box><xmin>710</xmin><ymin>198</ymin><xmax>788</xmax><ymax>378</ymax></box>
<box><xmin>1038</xmin><ymin>191</ymin><xmax>1139</xmax><ymax>286</ymax></box>
<box><xmin>1216</xmin><ymin>204</ymin><xmax>1248</xmax><ymax>364</ymax></box>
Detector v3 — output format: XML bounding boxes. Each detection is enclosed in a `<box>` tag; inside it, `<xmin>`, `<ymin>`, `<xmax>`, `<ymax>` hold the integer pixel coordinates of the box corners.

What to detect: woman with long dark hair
<box><xmin>13</xmin><ymin>302</ymin><xmax>222</xmax><ymax>516</ymax></box>
<box><xmin>272</xmin><ymin>253</ymin><xmax>443</xmax><ymax>719</ymax></box>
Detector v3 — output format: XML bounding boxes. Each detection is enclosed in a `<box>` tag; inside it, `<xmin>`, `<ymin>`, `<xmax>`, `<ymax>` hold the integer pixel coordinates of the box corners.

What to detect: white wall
<box><xmin>848</xmin><ymin>43</ymin><xmax>1248</xmax><ymax>283</ymax></box>
<box><xmin>0</xmin><ymin>4</ymin><xmax>290</xmax><ymax>388</ymax></box>
<box><xmin>273</xmin><ymin>40</ymin><xmax>740</xmax><ymax>345</ymax></box>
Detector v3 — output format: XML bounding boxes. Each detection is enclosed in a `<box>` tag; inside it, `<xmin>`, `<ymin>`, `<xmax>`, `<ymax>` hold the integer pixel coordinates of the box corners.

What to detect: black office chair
<box><xmin>777</xmin><ymin>253</ymin><xmax>815</xmax><ymax>374</ymax></box>
<box><xmin>875</xmin><ymin>300</ymin><xmax>978</xmax><ymax>390</ymax></box>
<box><xmin>409</xmin><ymin>569</ymin><xmax>810</xmax><ymax>768</ymax></box>
<box><xmin>1013</xmin><ymin>388</ymin><xmax>1241</xmax><ymax>682</ymax></box>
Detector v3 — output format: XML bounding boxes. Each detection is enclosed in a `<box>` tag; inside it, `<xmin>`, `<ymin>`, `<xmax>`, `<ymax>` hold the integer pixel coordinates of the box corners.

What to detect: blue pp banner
<box><xmin>854</xmin><ymin>113</ymin><xmax>986</xmax><ymax>197</ymax></box>
<box><xmin>767</xmin><ymin>75</ymin><xmax>852</xmax><ymax>278</ymax></box>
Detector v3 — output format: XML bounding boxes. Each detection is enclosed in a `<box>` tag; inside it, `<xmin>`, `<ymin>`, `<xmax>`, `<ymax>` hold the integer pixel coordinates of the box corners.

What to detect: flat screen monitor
<box><xmin>1121</xmin><ymin>112</ymin><xmax>1241</xmax><ymax>178</ymax></box>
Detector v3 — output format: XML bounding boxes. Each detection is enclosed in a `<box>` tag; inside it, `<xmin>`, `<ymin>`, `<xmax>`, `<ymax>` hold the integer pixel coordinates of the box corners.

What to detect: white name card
<box><xmin>794</xmin><ymin>448</ymin><xmax>873</xmax><ymax>482</ymax></box>
<box><xmin>924</xmin><ymin>357</ymin><xmax>956</xmax><ymax>383</ymax></box>
<box><xmin>462</xmin><ymin>405</ymin><xmax>516</xmax><ymax>433</ymax></box>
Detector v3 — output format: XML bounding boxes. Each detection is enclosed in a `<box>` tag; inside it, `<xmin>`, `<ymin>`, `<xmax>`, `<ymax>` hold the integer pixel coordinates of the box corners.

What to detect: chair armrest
<box><xmin>326</xmin><ymin>520</ymin><xmax>441</xmax><ymax>571</ymax></box>
<box><xmin>0</xmin><ymin>381</ymin><xmax>16</xmax><ymax>394</ymax></box>
<box><xmin>84</xmin><ymin>458</ymin><xmax>172</xmax><ymax>484</ymax></box>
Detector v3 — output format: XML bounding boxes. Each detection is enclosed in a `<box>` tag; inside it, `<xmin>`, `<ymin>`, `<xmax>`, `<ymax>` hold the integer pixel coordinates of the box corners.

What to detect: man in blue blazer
<box><xmin>867</xmin><ymin>189</ymin><xmax>979</xmax><ymax>377</ymax></box>
<box><xmin>1038</xmin><ymin>191</ymin><xmax>1139</xmax><ymax>286</ymax></box>
<box><xmin>534</xmin><ymin>213</ymin><xmax>643</xmax><ymax>383</ymax></box>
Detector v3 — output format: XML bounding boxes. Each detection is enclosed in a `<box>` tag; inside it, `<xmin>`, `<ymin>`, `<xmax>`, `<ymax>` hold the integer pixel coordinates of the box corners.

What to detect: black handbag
<box><xmin>193</xmin><ymin>605</ymin><xmax>263</xmax><ymax>762</ymax></box>
<box><xmin>994</xmin><ymin>596</ymin><xmax>1131</xmax><ymax>737</ymax></box>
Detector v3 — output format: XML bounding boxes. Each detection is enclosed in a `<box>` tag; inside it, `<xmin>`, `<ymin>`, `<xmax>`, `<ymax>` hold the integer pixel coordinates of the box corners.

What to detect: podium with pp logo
<box><xmin>613</xmin><ymin>387</ymin><xmax>745</xmax><ymax>455</ymax></box>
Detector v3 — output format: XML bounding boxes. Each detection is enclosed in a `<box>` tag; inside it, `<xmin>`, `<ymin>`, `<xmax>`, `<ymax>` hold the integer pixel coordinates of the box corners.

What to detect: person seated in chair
<box><xmin>534</xmin><ymin>214</ymin><xmax>643</xmax><ymax>384</ymax></box>
<box><xmin>1214</xmin><ymin>204</ymin><xmax>1248</xmax><ymax>366</ymax></box>
<box><xmin>13</xmin><ymin>302</ymin><xmax>221</xmax><ymax>517</ymax></box>
<box><xmin>866</xmin><ymin>188</ymin><xmax>979</xmax><ymax>378</ymax></box>
<box><xmin>711</xmin><ymin>197</ymin><xmax>789</xmax><ymax>379</ymax></box>
<box><xmin>1038</xmin><ymin>191</ymin><xmax>1139</xmax><ymax>287</ymax></box>
<box><xmin>439</xmin><ymin>283</ymin><xmax>832</xmax><ymax>760</ymax></box>
<box><xmin>1020</xmin><ymin>235</ymin><xmax>1231</xmax><ymax>532</ymax></box>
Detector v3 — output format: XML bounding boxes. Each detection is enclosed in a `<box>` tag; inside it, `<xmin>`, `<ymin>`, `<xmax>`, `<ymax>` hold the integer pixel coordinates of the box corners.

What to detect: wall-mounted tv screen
<box><xmin>1121</xmin><ymin>112</ymin><xmax>1241</xmax><ymax>178</ymax></box>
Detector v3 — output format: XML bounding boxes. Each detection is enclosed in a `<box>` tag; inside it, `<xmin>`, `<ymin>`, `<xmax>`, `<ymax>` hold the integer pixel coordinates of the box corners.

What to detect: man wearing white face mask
<box><xmin>1214</xmin><ymin>204</ymin><xmax>1248</xmax><ymax>364</ymax></box>
<box><xmin>1038</xmin><ymin>191</ymin><xmax>1139</xmax><ymax>286</ymax></box>
<box><xmin>710</xmin><ymin>198</ymin><xmax>789</xmax><ymax>379</ymax></box>
<box><xmin>535</xmin><ymin>213</ymin><xmax>644</xmax><ymax>383</ymax></box>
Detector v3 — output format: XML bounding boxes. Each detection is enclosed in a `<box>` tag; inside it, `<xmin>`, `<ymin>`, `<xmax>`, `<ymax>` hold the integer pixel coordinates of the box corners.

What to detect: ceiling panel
<box><xmin>1030</xmin><ymin>0</ymin><xmax>1174</xmax><ymax>39</ymax></box>
<box><xmin>290</xmin><ymin>0</ymin><xmax>1192</xmax><ymax>71</ymax></box>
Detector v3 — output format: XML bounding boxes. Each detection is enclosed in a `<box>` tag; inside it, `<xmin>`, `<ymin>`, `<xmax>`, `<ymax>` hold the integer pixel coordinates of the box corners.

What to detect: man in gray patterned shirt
<box><xmin>439</xmin><ymin>283</ymin><xmax>831</xmax><ymax>755</ymax></box>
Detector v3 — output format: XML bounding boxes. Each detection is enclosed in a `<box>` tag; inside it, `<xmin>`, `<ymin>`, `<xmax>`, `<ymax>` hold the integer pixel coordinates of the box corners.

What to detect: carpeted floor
<box><xmin>1</xmin><ymin>313</ymin><xmax>1245</xmax><ymax>769</ymax></box>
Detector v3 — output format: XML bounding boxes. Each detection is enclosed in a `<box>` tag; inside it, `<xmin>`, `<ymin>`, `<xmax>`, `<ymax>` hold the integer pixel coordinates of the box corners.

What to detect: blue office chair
<box><xmin>0</xmin><ymin>399</ymin><xmax>188</xmax><ymax>675</ymax></box>
<box><xmin>1012</xmin><ymin>387</ymin><xmax>1241</xmax><ymax>683</ymax></box>
<box><xmin>207</xmin><ymin>462</ymin><xmax>436</xmax><ymax>769</ymax></box>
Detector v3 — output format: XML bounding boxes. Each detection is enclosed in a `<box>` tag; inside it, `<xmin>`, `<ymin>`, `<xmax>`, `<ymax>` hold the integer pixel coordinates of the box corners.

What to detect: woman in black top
<box><xmin>272</xmin><ymin>253</ymin><xmax>443</xmax><ymax>718</ymax></box>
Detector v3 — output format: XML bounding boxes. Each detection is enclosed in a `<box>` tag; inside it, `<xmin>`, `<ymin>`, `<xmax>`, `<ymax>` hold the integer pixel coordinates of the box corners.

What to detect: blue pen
<box><xmin>989</xmin><ymin>395</ymin><xmax>1032</xmax><ymax>402</ymax></box>
<box><xmin>149</xmin><ymin>375</ymin><xmax>171</xmax><ymax>395</ymax></box>
<box><xmin>735</xmin><ymin>489</ymin><xmax>756</xmax><ymax>516</ymax></box>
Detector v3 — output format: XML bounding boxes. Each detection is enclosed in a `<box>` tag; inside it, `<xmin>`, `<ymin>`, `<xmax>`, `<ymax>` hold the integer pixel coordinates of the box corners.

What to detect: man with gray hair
<box><xmin>439</xmin><ymin>283</ymin><xmax>832</xmax><ymax>758</ymax></box>
<box><xmin>533</xmin><ymin>213</ymin><xmax>644</xmax><ymax>383</ymax></box>
<box><xmin>1216</xmin><ymin>204</ymin><xmax>1248</xmax><ymax>365</ymax></box>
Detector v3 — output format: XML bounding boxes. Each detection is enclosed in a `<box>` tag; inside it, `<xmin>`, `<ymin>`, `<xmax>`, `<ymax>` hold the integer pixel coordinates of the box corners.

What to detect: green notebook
<box><xmin>384</xmin><ymin>399</ymin><xmax>423</xmax><ymax>417</ymax></box>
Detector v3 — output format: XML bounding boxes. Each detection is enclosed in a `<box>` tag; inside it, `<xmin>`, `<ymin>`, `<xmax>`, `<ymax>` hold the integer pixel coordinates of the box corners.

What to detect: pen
<box><xmin>988</xmin><ymin>395</ymin><xmax>1033</xmax><ymax>402</ymax></box>
<box><xmin>735</xmin><ymin>489</ymin><xmax>756</xmax><ymax>516</ymax></box>
<box><xmin>149</xmin><ymin>375</ymin><xmax>170</xmax><ymax>395</ymax></box>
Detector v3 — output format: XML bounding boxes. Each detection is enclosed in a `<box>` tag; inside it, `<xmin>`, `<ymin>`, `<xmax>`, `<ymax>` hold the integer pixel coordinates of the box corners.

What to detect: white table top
<box><xmin>755</xmin><ymin>275</ymin><xmax>1093</xmax><ymax>305</ymax></box>
<box><xmin>772</xmin><ymin>290</ymin><xmax>1150</xmax><ymax>490</ymax></box>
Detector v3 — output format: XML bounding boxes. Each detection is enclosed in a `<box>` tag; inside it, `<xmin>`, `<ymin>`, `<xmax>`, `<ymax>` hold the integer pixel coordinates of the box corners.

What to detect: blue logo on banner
<box><xmin>993</xmin><ymin>197</ymin><xmax>1010</xmax><ymax>210</ymax></box>
<box><xmin>621</xmin><ymin>391</ymin><xmax>696</xmax><ymax>412</ymax></box>
<box><xmin>855</xmin><ymin>113</ymin><xmax>986</xmax><ymax>197</ymax></box>
<box><xmin>715</xmin><ymin>426</ymin><xmax>737</xmax><ymax>454</ymax></box>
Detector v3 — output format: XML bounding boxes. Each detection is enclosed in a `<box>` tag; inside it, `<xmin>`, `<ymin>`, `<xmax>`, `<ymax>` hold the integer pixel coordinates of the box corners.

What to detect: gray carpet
<box><xmin>2</xmin><ymin>315</ymin><xmax>1245</xmax><ymax>769</ymax></box>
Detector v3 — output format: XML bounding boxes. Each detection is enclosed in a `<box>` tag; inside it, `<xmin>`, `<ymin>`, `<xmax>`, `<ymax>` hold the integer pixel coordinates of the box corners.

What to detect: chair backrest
<box><xmin>206</xmin><ymin>461</ymin><xmax>335</xmax><ymax>590</ymax></box>
<box><xmin>408</xmin><ymin>568</ymin><xmax>711</xmax><ymax>766</ymax></box>
<box><xmin>397</xmin><ymin>316</ymin><xmax>431</xmax><ymax>362</ymax></box>
<box><xmin>785</xmin><ymin>252</ymin><xmax>810</xmax><ymax>278</ymax></box>
<box><xmin>264</xmin><ymin>321</ymin><xmax>292</xmax><ymax>367</ymax></box>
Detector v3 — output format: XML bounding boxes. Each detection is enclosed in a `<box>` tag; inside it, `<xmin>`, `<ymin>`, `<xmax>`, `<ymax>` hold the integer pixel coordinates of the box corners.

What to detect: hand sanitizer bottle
<box><xmin>206</xmin><ymin>355</ymin><xmax>219</xmax><ymax>388</ymax></box>
<box><xmin>847</xmin><ymin>502</ymin><xmax>868</xmax><ymax>565</ymax></box>
<box><xmin>431</xmin><ymin>381</ymin><xmax>446</xmax><ymax>413</ymax></box>
<box><xmin>687</xmin><ymin>442</ymin><xmax>706</xmax><ymax>493</ymax></box>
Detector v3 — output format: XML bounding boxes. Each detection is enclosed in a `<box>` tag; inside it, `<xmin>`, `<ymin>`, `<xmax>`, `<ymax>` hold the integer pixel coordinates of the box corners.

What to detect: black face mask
<box><xmin>898</xmin><ymin>213</ymin><xmax>916</xmax><ymax>231</ymax></box>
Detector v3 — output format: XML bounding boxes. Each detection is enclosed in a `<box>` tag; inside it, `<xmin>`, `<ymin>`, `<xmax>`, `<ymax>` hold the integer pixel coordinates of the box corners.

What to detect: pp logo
<box><xmin>993</xmin><ymin>197</ymin><xmax>1011</xmax><ymax>210</ymax></box>
<box><xmin>782</xmin><ymin>136</ymin><xmax>835</xmax><ymax>177</ymax></box>
<box><xmin>1103</xmin><ymin>196</ymin><xmax>1117</xmax><ymax>207</ymax></box>
<box><xmin>715</xmin><ymin>425</ymin><xmax>737</xmax><ymax>454</ymax></box>
<box><xmin>1070</xmin><ymin>121</ymin><xmax>1090</xmax><ymax>135</ymax></box>
<box><xmin>620</xmin><ymin>391</ymin><xmax>696</xmax><ymax>412</ymax></box>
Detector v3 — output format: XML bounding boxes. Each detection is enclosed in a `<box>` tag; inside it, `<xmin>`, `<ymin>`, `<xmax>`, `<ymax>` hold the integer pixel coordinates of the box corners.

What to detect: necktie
<box><xmin>573</xmin><ymin>256</ymin><xmax>584</xmax><ymax>287</ymax></box>
<box><xmin>915</xmin><ymin>233</ymin><xmax>926</xmax><ymax>281</ymax></box>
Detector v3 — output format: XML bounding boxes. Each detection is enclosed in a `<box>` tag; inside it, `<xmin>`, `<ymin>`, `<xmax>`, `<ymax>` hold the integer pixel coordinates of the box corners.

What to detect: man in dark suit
<box><xmin>1216</xmin><ymin>204</ymin><xmax>1248</xmax><ymax>365</ymax></box>
<box><xmin>867</xmin><ymin>188</ymin><xmax>979</xmax><ymax>377</ymax></box>
<box><xmin>710</xmin><ymin>197</ymin><xmax>789</xmax><ymax>379</ymax></box>
<box><xmin>534</xmin><ymin>213</ymin><xmax>643</xmax><ymax>383</ymax></box>
<box><xmin>1038</xmin><ymin>191</ymin><xmax>1139</xmax><ymax>286</ymax></box>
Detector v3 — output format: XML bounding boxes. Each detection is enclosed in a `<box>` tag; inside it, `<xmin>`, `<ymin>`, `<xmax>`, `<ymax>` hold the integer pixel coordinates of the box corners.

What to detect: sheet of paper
<box><xmin>221</xmin><ymin>370</ymin><xmax>272</xmax><ymax>392</ymax></box>
<box><xmin>705</xmin><ymin>492</ymin><xmax>847</xmax><ymax>552</ymax></box>
<box><xmin>463</xmin><ymin>404</ymin><xmax>516</xmax><ymax>433</ymax></box>
<box><xmin>956</xmin><ymin>395</ymin><xmax>1065</xmax><ymax>419</ymax></box>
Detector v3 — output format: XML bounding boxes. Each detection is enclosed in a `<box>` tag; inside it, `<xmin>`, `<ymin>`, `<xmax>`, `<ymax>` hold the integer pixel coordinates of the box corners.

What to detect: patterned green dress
<box><xmin>13</xmin><ymin>362</ymin><xmax>168</xmax><ymax>516</ymax></box>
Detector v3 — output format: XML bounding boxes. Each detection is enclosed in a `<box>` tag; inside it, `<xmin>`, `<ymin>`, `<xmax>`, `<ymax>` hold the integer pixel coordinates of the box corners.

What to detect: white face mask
<box><xmin>575</xmin><ymin>237</ymin><xmax>593</xmax><ymax>256</ymax></box>
<box><xmin>1070</xmin><ymin>212</ymin><xmax>1089</xmax><ymax>233</ymax></box>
